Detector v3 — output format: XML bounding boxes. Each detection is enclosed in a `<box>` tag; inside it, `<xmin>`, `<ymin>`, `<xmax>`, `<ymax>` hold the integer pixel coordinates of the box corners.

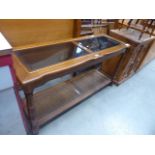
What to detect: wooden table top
<box><xmin>13</xmin><ymin>34</ymin><xmax>129</xmax><ymax>91</ymax></box>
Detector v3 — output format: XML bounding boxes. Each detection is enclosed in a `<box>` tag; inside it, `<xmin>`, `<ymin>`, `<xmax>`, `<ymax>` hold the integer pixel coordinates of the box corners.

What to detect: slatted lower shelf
<box><xmin>31</xmin><ymin>70</ymin><xmax>111</xmax><ymax>126</ymax></box>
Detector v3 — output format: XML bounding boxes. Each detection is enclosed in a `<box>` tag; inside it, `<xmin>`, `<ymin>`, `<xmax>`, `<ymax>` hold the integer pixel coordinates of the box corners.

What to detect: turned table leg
<box><xmin>24</xmin><ymin>90</ymin><xmax>39</xmax><ymax>135</ymax></box>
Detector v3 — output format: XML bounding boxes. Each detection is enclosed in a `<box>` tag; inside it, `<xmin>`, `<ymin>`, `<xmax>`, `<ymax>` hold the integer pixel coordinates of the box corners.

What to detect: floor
<box><xmin>0</xmin><ymin>88</ymin><xmax>25</xmax><ymax>134</ymax></box>
<box><xmin>0</xmin><ymin>60</ymin><xmax>155</xmax><ymax>135</ymax></box>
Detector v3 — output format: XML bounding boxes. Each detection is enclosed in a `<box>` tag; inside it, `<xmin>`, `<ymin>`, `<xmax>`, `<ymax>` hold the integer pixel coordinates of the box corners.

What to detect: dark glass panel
<box><xmin>16</xmin><ymin>42</ymin><xmax>88</xmax><ymax>71</ymax></box>
<box><xmin>77</xmin><ymin>36</ymin><xmax>120</xmax><ymax>52</ymax></box>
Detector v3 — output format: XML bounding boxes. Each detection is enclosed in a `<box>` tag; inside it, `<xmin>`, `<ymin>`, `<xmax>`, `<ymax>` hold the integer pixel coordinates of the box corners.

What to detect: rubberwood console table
<box><xmin>13</xmin><ymin>34</ymin><xmax>129</xmax><ymax>134</ymax></box>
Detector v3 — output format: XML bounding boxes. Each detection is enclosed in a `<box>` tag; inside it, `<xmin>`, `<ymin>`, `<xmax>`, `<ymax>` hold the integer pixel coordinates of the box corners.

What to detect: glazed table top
<box><xmin>13</xmin><ymin>34</ymin><xmax>129</xmax><ymax>90</ymax></box>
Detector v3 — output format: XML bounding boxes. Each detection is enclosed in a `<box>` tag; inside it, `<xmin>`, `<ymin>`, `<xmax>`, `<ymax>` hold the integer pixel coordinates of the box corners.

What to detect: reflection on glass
<box><xmin>77</xmin><ymin>36</ymin><xmax>120</xmax><ymax>52</ymax></box>
<box><xmin>16</xmin><ymin>42</ymin><xmax>88</xmax><ymax>71</ymax></box>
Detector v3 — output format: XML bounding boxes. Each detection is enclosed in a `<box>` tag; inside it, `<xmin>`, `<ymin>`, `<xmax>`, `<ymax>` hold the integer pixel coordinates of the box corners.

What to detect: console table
<box><xmin>13</xmin><ymin>34</ymin><xmax>129</xmax><ymax>134</ymax></box>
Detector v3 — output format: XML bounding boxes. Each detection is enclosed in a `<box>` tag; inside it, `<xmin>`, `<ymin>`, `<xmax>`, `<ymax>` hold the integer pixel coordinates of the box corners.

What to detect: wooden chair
<box><xmin>119</xmin><ymin>19</ymin><xmax>155</xmax><ymax>39</ymax></box>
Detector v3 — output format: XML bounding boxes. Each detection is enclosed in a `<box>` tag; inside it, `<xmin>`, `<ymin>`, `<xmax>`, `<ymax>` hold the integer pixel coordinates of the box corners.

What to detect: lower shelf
<box><xmin>29</xmin><ymin>70</ymin><xmax>111</xmax><ymax>126</ymax></box>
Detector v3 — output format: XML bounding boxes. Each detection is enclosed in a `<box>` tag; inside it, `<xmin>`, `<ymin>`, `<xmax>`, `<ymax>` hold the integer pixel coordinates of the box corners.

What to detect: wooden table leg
<box><xmin>24</xmin><ymin>90</ymin><xmax>39</xmax><ymax>135</ymax></box>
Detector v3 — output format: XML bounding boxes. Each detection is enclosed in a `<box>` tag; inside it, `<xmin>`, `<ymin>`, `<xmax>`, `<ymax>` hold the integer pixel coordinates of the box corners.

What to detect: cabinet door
<box><xmin>114</xmin><ymin>47</ymin><xmax>137</xmax><ymax>82</ymax></box>
<box><xmin>133</xmin><ymin>41</ymin><xmax>154</xmax><ymax>72</ymax></box>
<box><xmin>125</xmin><ymin>46</ymin><xmax>141</xmax><ymax>77</ymax></box>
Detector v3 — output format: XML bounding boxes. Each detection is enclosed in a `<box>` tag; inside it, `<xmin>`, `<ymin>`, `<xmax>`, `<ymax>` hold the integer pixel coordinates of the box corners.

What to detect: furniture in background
<box><xmin>0</xmin><ymin>19</ymin><xmax>119</xmax><ymax>48</ymax></box>
<box><xmin>119</xmin><ymin>19</ymin><xmax>155</xmax><ymax>39</ymax></box>
<box><xmin>13</xmin><ymin>34</ymin><xmax>129</xmax><ymax>134</ymax></box>
<box><xmin>101</xmin><ymin>20</ymin><xmax>155</xmax><ymax>85</ymax></box>
<box><xmin>0</xmin><ymin>19</ymin><xmax>79</xmax><ymax>50</ymax></box>
<box><xmin>76</xmin><ymin>19</ymin><xmax>115</xmax><ymax>36</ymax></box>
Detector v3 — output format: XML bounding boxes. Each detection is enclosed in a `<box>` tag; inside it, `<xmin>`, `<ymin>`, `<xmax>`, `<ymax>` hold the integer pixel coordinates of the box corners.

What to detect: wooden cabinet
<box><xmin>0</xmin><ymin>19</ymin><xmax>79</xmax><ymax>48</ymax></box>
<box><xmin>101</xmin><ymin>28</ymin><xmax>155</xmax><ymax>85</ymax></box>
<box><xmin>140</xmin><ymin>40</ymin><xmax>155</xmax><ymax>69</ymax></box>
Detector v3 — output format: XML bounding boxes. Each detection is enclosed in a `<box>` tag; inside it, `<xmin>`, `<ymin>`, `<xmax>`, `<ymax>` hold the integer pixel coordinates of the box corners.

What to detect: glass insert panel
<box><xmin>77</xmin><ymin>36</ymin><xmax>120</xmax><ymax>52</ymax></box>
<box><xmin>16</xmin><ymin>42</ymin><xmax>88</xmax><ymax>71</ymax></box>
